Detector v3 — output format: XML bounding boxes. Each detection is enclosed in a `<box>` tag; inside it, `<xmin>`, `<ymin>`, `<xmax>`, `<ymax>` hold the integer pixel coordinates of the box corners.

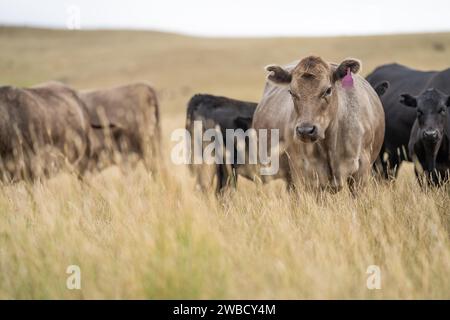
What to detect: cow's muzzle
<box><xmin>422</xmin><ymin>129</ymin><xmax>439</xmax><ymax>142</ymax></box>
<box><xmin>296</xmin><ymin>124</ymin><xmax>318</xmax><ymax>142</ymax></box>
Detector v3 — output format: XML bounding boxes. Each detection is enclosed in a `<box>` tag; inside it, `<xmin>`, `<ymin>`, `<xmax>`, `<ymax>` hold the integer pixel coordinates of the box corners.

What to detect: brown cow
<box><xmin>80</xmin><ymin>82</ymin><xmax>161</xmax><ymax>171</ymax></box>
<box><xmin>253</xmin><ymin>56</ymin><xmax>385</xmax><ymax>192</ymax></box>
<box><xmin>0</xmin><ymin>81</ymin><xmax>91</xmax><ymax>181</ymax></box>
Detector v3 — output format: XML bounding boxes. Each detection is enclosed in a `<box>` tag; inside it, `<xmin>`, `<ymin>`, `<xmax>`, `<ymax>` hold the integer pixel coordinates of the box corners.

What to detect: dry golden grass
<box><xmin>0</xmin><ymin>27</ymin><xmax>449</xmax><ymax>299</ymax></box>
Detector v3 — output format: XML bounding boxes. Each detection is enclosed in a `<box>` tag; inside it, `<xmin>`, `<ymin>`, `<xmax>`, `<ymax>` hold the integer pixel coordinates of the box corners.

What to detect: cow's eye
<box><xmin>439</xmin><ymin>108</ymin><xmax>446</xmax><ymax>115</ymax></box>
<box><xmin>322</xmin><ymin>87</ymin><xmax>332</xmax><ymax>99</ymax></box>
<box><xmin>288</xmin><ymin>89</ymin><xmax>299</xmax><ymax>99</ymax></box>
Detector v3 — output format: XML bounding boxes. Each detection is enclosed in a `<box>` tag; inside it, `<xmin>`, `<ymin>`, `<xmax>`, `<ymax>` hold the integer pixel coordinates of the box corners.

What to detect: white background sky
<box><xmin>0</xmin><ymin>0</ymin><xmax>450</xmax><ymax>37</ymax></box>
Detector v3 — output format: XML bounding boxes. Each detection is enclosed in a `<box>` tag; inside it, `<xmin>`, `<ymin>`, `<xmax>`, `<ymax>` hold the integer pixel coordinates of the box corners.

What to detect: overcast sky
<box><xmin>1</xmin><ymin>0</ymin><xmax>449</xmax><ymax>37</ymax></box>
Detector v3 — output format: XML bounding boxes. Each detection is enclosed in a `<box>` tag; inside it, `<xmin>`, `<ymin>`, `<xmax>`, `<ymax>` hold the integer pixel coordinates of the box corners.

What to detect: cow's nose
<box><xmin>423</xmin><ymin>129</ymin><xmax>438</xmax><ymax>140</ymax></box>
<box><xmin>296</xmin><ymin>125</ymin><xmax>317</xmax><ymax>137</ymax></box>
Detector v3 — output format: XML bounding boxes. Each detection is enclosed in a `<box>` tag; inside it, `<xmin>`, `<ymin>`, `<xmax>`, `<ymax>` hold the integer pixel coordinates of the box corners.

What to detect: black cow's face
<box><xmin>400</xmin><ymin>89</ymin><xmax>450</xmax><ymax>145</ymax></box>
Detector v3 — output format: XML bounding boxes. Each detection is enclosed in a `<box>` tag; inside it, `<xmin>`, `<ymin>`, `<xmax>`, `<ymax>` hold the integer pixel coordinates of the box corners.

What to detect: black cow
<box><xmin>400</xmin><ymin>88</ymin><xmax>450</xmax><ymax>186</ymax></box>
<box><xmin>366</xmin><ymin>63</ymin><xmax>450</xmax><ymax>179</ymax></box>
<box><xmin>186</xmin><ymin>94</ymin><xmax>257</xmax><ymax>194</ymax></box>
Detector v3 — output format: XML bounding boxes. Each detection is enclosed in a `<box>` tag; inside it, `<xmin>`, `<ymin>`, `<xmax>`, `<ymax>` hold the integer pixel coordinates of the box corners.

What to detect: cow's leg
<box><xmin>442</xmin><ymin>168</ymin><xmax>450</xmax><ymax>185</ymax></box>
<box><xmin>194</xmin><ymin>163</ymin><xmax>215</xmax><ymax>192</ymax></box>
<box><xmin>386</xmin><ymin>158</ymin><xmax>401</xmax><ymax>180</ymax></box>
<box><xmin>143</xmin><ymin>134</ymin><xmax>162</xmax><ymax>176</ymax></box>
<box><xmin>377</xmin><ymin>148</ymin><xmax>402</xmax><ymax>180</ymax></box>
<box><xmin>384</xmin><ymin>155</ymin><xmax>397</xmax><ymax>180</ymax></box>
<box><xmin>277</xmin><ymin>153</ymin><xmax>297</xmax><ymax>192</ymax></box>
<box><xmin>413</xmin><ymin>166</ymin><xmax>427</xmax><ymax>189</ymax></box>
<box><xmin>348</xmin><ymin>156</ymin><xmax>371</xmax><ymax>196</ymax></box>
<box><xmin>372</xmin><ymin>155</ymin><xmax>384</xmax><ymax>177</ymax></box>
<box><xmin>373</xmin><ymin>144</ymin><xmax>389</xmax><ymax>179</ymax></box>
<box><xmin>442</xmin><ymin>169</ymin><xmax>450</xmax><ymax>186</ymax></box>
<box><xmin>216</xmin><ymin>164</ymin><xmax>230</xmax><ymax>195</ymax></box>
<box><xmin>329</xmin><ymin>162</ymin><xmax>349</xmax><ymax>193</ymax></box>
<box><xmin>285</xmin><ymin>170</ymin><xmax>297</xmax><ymax>193</ymax></box>
<box><xmin>228</xmin><ymin>164</ymin><xmax>238</xmax><ymax>189</ymax></box>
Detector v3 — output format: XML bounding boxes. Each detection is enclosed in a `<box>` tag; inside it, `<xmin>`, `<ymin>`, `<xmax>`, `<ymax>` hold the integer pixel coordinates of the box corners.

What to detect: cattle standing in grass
<box><xmin>0</xmin><ymin>81</ymin><xmax>91</xmax><ymax>181</ymax></box>
<box><xmin>253</xmin><ymin>56</ymin><xmax>385</xmax><ymax>192</ymax></box>
<box><xmin>186</xmin><ymin>94</ymin><xmax>257</xmax><ymax>193</ymax></box>
<box><xmin>399</xmin><ymin>89</ymin><xmax>450</xmax><ymax>186</ymax></box>
<box><xmin>366</xmin><ymin>63</ymin><xmax>450</xmax><ymax>179</ymax></box>
<box><xmin>80</xmin><ymin>83</ymin><xmax>160</xmax><ymax>171</ymax></box>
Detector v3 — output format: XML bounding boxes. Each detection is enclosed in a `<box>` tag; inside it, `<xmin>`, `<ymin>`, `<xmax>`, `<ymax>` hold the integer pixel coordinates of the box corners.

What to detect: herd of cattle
<box><xmin>0</xmin><ymin>81</ymin><xmax>160</xmax><ymax>181</ymax></box>
<box><xmin>188</xmin><ymin>56</ymin><xmax>450</xmax><ymax>193</ymax></box>
<box><xmin>0</xmin><ymin>55</ymin><xmax>449</xmax><ymax>194</ymax></box>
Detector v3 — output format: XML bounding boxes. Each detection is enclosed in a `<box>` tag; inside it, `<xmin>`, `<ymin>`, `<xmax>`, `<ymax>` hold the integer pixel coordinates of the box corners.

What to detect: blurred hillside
<box><xmin>1</xmin><ymin>27</ymin><xmax>450</xmax><ymax>117</ymax></box>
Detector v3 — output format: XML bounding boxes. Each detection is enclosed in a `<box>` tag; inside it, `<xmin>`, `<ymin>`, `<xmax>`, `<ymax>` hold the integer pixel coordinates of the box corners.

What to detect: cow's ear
<box><xmin>374</xmin><ymin>81</ymin><xmax>389</xmax><ymax>97</ymax></box>
<box><xmin>234</xmin><ymin>116</ymin><xmax>253</xmax><ymax>131</ymax></box>
<box><xmin>265</xmin><ymin>65</ymin><xmax>292</xmax><ymax>85</ymax></box>
<box><xmin>334</xmin><ymin>58</ymin><xmax>361</xmax><ymax>81</ymax></box>
<box><xmin>399</xmin><ymin>93</ymin><xmax>417</xmax><ymax>107</ymax></box>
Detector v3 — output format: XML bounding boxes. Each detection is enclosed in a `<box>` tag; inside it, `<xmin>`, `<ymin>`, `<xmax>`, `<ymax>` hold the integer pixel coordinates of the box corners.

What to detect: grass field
<box><xmin>0</xmin><ymin>27</ymin><xmax>449</xmax><ymax>299</ymax></box>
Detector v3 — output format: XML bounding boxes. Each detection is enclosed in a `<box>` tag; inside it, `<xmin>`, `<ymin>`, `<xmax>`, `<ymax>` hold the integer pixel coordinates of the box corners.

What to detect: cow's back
<box><xmin>81</xmin><ymin>82</ymin><xmax>159</xmax><ymax>133</ymax></box>
<box><xmin>20</xmin><ymin>81</ymin><xmax>89</xmax><ymax>153</ymax></box>
<box><xmin>29</xmin><ymin>82</ymin><xmax>90</xmax><ymax>140</ymax></box>
<box><xmin>187</xmin><ymin>94</ymin><xmax>256</xmax><ymax>132</ymax></box>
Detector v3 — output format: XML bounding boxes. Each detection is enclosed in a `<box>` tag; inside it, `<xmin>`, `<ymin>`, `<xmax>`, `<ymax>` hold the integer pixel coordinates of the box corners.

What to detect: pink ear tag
<box><xmin>342</xmin><ymin>68</ymin><xmax>354</xmax><ymax>89</ymax></box>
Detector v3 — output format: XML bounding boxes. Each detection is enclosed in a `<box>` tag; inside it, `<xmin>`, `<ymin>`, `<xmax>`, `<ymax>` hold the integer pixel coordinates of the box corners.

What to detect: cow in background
<box><xmin>400</xmin><ymin>88</ymin><xmax>450</xmax><ymax>186</ymax></box>
<box><xmin>366</xmin><ymin>63</ymin><xmax>450</xmax><ymax>179</ymax></box>
<box><xmin>0</xmin><ymin>81</ymin><xmax>91</xmax><ymax>181</ymax></box>
<box><xmin>80</xmin><ymin>82</ymin><xmax>161</xmax><ymax>172</ymax></box>
<box><xmin>186</xmin><ymin>94</ymin><xmax>257</xmax><ymax>194</ymax></box>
